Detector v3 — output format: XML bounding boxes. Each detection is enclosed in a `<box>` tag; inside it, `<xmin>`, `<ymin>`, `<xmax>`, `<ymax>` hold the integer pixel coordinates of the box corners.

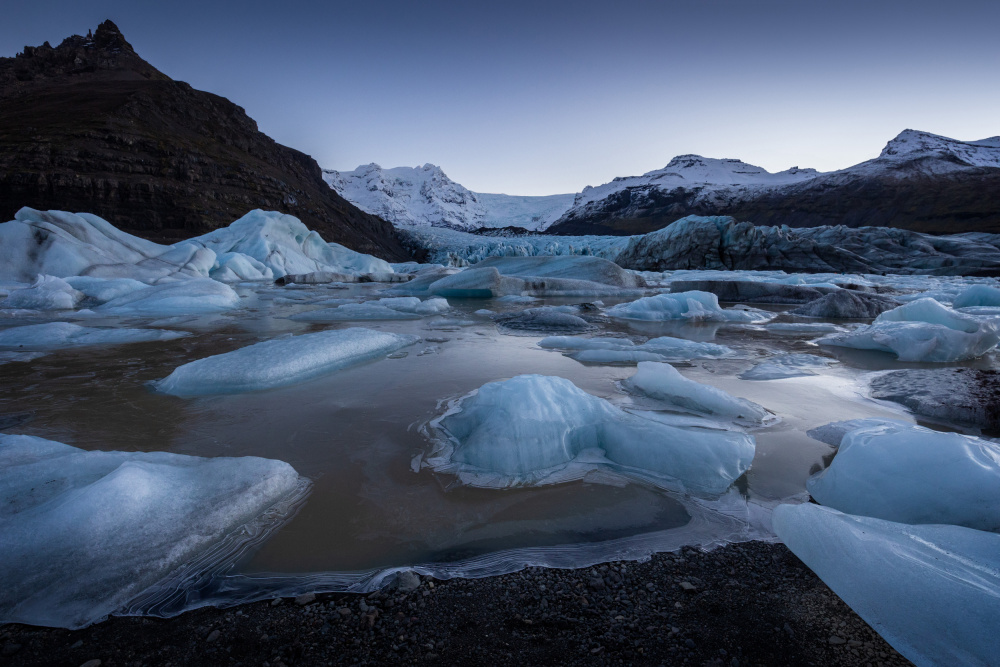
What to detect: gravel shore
<box><xmin>1</xmin><ymin>541</ymin><xmax>912</xmax><ymax>667</ymax></box>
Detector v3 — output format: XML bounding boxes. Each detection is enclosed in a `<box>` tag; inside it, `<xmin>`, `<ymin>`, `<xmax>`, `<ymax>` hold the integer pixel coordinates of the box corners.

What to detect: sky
<box><xmin>3</xmin><ymin>0</ymin><xmax>998</xmax><ymax>195</ymax></box>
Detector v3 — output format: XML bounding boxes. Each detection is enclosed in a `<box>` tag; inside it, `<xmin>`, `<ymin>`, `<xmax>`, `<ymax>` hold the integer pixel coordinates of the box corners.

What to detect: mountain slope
<box><xmin>548</xmin><ymin>130</ymin><xmax>1000</xmax><ymax>236</ymax></box>
<box><xmin>324</xmin><ymin>163</ymin><xmax>574</xmax><ymax>231</ymax></box>
<box><xmin>0</xmin><ymin>21</ymin><xmax>409</xmax><ymax>260</ymax></box>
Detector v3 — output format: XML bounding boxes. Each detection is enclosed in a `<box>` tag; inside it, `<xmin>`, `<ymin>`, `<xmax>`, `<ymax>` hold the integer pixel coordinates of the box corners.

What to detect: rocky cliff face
<box><xmin>0</xmin><ymin>21</ymin><xmax>410</xmax><ymax>260</ymax></box>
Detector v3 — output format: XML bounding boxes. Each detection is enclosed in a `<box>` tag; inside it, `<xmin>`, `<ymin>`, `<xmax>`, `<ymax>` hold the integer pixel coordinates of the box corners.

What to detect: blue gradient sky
<box><xmin>3</xmin><ymin>0</ymin><xmax>998</xmax><ymax>195</ymax></box>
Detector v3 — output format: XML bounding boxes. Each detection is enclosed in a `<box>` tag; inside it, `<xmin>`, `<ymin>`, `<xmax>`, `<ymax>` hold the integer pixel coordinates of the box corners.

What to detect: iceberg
<box><xmin>817</xmin><ymin>298</ymin><xmax>1000</xmax><ymax>362</ymax></box>
<box><xmin>0</xmin><ymin>433</ymin><xmax>304</xmax><ymax>629</ymax></box>
<box><xmin>739</xmin><ymin>354</ymin><xmax>837</xmax><ymax>380</ymax></box>
<box><xmin>428</xmin><ymin>374</ymin><xmax>754</xmax><ymax>496</ymax></box>
<box><xmin>290</xmin><ymin>297</ymin><xmax>449</xmax><ymax>322</ymax></box>
<box><xmin>669</xmin><ymin>279</ymin><xmax>834</xmax><ymax>304</ymax></box>
<box><xmin>623</xmin><ymin>362</ymin><xmax>773</xmax><ymax>425</ymax></box>
<box><xmin>471</xmin><ymin>256</ymin><xmax>644</xmax><ymax>288</ymax></box>
<box><xmin>209</xmin><ymin>252</ymin><xmax>274</xmax><ymax>283</ymax></box>
<box><xmin>0</xmin><ymin>322</ymin><xmax>189</xmax><ymax>351</ymax></box>
<box><xmin>952</xmin><ymin>284</ymin><xmax>1000</xmax><ymax>308</ymax></box>
<box><xmin>176</xmin><ymin>209</ymin><xmax>392</xmax><ymax>279</ymax></box>
<box><xmin>538</xmin><ymin>335</ymin><xmax>734</xmax><ymax>364</ymax></box>
<box><xmin>869</xmin><ymin>368</ymin><xmax>1000</xmax><ymax>430</ymax></box>
<box><xmin>807</xmin><ymin>420</ymin><xmax>1000</xmax><ymax>531</ymax></box>
<box><xmin>97</xmin><ymin>279</ymin><xmax>242</xmax><ymax>317</ymax></box>
<box><xmin>64</xmin><ymin>277</ymin><xmax>150</xmax><ymax>304</ymax></box>
<box><xmin>606</xmin><ymin>291</ymin><xmax>774</xmax><ymax>323</ymax></box>
<box><xmin>773</xmin><ymin>503</ymin><xmax>1000</xmax><ymax>667</ymax></box>
<box><xmin>493</xmin><ymin>306</ymin><xmax>596</xmax><ymax>333</ymax></box>
<box><xmin>153</xmin><ymin>328</ymin><xmax>419</xmax><ymax>396</ymax></box>
<box><xmin>0</xmin><ymin>275</ymin><xmax>83</xmax><ymax>310</ymax></box>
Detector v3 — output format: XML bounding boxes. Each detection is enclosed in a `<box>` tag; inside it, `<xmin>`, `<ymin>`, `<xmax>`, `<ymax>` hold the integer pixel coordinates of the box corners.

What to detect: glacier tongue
<box><xmin>773</xmin><ymin>503</ymin><xmax>1000</xmax><ymax>667</ymax></box>
<box><xmin>428</xmin><ymin>374</ymin><xmax>754</xmax><ymax>497</ymax></box>
<box><xmin>0</xmin><ymin>433</ymin><xmax>304</xmax><ymax>629</ymax></box>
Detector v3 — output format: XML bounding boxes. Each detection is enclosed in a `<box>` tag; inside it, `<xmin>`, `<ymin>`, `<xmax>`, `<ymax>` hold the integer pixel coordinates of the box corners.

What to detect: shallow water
<box><xmin>2</xmin><ymin>280</ymin><xmax>997</xmax><ymax>616</ymax></box>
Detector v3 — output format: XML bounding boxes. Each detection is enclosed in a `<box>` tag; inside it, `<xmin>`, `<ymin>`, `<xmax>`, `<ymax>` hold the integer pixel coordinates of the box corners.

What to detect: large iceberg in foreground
<box><xmin>606</xmin><ymin>291</ymin><xmax>774</xmax><ymax>323</ymax></box>
<box><xmin>0</xmin><ymin>433</ymin><xmax>304</xmax><ymax>629</ymax></box>
<box><xmin>427</xmin><ymin>374</ymin><xmax>754</xmax><ymax>497</ymax></box>
<box><xmin>773</xmin><ymin>503</ymin><xmax>1000</xmax><ymax>667</ymax></box>
<box><xmin>817</xmin><ymin>298</ymin><xmax>1000</xmax><ymax>362</ymax></box>
<box><xmin>807</xmin><ymin>420</ymin><xmax>1000</xmax><ymax>531</ymax></box>
<box><xmin>0</xmin><ymin>322</ymin><xmax>189</xmax><ymax>351</ymax></box>
<box><xmin>154</xmin><ymin>328</ymin><xmax>418</xmax><ymax>396</ymax></box>
<box><xmin>624</xmin><ymin>362</ymin><xmax>774</xmax><ymax>425</ymax></box>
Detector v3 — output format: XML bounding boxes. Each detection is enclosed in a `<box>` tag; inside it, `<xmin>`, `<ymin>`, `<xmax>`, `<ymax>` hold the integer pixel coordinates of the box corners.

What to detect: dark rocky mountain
<box><xmin>547</xmin><ymin>131</ymin><xmax>1000</xmax><ymax>237</ymax></box>
<box><xmin>0</xmin><ymin>20</ymin><xmax>410</xmax><ymax>260</ymax></box>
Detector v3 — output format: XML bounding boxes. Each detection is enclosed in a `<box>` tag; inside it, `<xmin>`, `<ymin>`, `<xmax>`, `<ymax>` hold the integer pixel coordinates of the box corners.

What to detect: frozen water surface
<box><xmin>1</xmin><ymin>268</ymin><xmax>998</xmax><ymax>628</ymax></box>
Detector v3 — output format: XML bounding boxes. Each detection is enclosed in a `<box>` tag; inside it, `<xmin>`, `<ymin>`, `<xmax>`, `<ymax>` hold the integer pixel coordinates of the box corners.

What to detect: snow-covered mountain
<box><xmin>549</xmin><ymin>130</ymin><xmax>1000</xmax><ymax>236</ymax></box>
<box><xmin>323</xmin><ymin>163</ymin><xmax>574</xmax><ymax>232</ymax></box>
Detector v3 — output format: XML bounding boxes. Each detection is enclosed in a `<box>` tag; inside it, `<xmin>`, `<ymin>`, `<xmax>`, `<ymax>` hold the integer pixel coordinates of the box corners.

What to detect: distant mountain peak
<box><xmin>877</xmin><ymin>129</ymin><xmax>1000</xmax><ymax>168</ymax></box>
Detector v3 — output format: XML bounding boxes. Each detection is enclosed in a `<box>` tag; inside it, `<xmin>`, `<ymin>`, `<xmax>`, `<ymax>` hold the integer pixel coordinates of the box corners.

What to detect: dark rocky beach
<box><xmin>1</xmin><ymin>541</ymin><xmax>911</xmax><ymax>667</ymax></box>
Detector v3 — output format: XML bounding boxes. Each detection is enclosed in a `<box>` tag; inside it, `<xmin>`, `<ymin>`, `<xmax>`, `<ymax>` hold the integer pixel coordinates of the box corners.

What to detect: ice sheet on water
<box><xmin>290</xmin><ymin>297</ymin><xmax>449</xmax><ymax>321</ymax></box>
<box><xmin>806</xmin><ymin>419</ymin><xmax>1000</xmax><ymax>531</ymax></box>
<box><xmin>0</xmin><ymin>322</ymin><xmax>189</xmax><ymax>351</ymax></box>
<box><xmin>427</xmin><ymin>374</ymin><xmax>754</xmax><ymax>497</ymax></box>
<box><xmin>817</xmin><ymin>298</ymin><xmax>1000</xmax><ymax>362</ymax></box>
<box><xmin>538</xmin><ymin>335</ymin><xmax>734</xmax><ymax>365</ymax></box>
<box><xmin>153</xmin><ymin>328</ymin><xmax>419</xmax><ymax>396</ymax></box>
<box><xmin>0</xmin><ymin>433</ymin><xmax>304</xmax><ymax>629</ymax></box>
<box><xmin>773</xmin><ymin>503</ymin><xmax>1000</xmax><ymax>667</ymax></box>
<box><xmin>0</xmin><ymin>275</ymin><xmax>83</xmax><ymax>310</ymax></box>
<box><xmin>738</xmin><ymin>354</ymin><xmax>838</xmax><ymax>380</ymax></box>
<box><xmin>97</xmin><ymin>279</ymin><xmax>242</xmax><ymax>317</ymax></box>
<box><xmin>606</xmin><ymin>291</ymin><xmax>774</xmax><ymax>323</ymax></box>
<box><xmin>623</xmin><ymin>362</ymin><xmax>774</xmax><ymax>425</ymax></box>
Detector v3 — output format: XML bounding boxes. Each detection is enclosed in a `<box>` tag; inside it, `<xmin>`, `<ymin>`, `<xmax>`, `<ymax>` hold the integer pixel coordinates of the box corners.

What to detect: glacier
<box><xmin>0</xmin><ymin>433</ymin><xmax>304</xmax><ymax>629</ymax></box>
<box><xmin>427</xmin><ymin>374</ymin><xmax>754</xmax><ymax>497</ymax></box>
<box><xmin>153</xmin><ymin>328</ymin><xmax>419</xmax><ymax>396</ymax></box>
<box><xmin>623</xmin><ymin>362</ymin><xmax>773</xmax><ymax>425</ymax></box>
<box><xmin>773</xmin><ymin>503</ymin><xmax>1000</xmax><ymax>667</ymax></box>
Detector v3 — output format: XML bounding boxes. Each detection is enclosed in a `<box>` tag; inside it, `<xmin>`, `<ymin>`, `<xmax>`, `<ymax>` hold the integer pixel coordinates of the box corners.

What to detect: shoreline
<box><xmin>1</xmin><ymin>541</ymin><xmax>911</xmax><ymax>666</ymax></box>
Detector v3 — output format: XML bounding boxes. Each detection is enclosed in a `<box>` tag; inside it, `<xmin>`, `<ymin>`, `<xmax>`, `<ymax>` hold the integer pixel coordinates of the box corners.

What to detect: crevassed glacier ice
<box><xmin>0</xmin><ymin>322</ymin><xmax>189</xmax><ymax>351</ymax></box>
<box><xmin>290</xmin><ymin>297</ymin><xmax>450</xmax><ymax>322</ymax></box>
<box><xmin>817</xmin><ymin>298</ymin><xmax>1000</xmax><ymax>362</ymax></box>
<box><xmin>176</xmin><ymin>210</ymin><xmax>392</xmax><ymax>279</ymax></box>
<box><xmin>606</xmin><ymin>291</ymin><xmax>774</xmax><ymax>323</ymax></box>
<box><xmin>807</xmin><ymin>420</ymin><xmax>1000</xmax><ymax>531</ymax></box>
<box><xmin>0</xmin><ymin>275</ymin><xmax>83</xmax><ymax>310</ymax></box>
<box><xmin>773</xmin><ymin>503</ymin><xmax>1000</xmax><ymax>667</ymax></box>
<box><xmin>0</xmin><ymin>433</ymin><xmax>303</xmax><ymax>629</ymax></box>
<box><xmin>738</xmin><ymin>354</ymin><xmax>838</xmax><ymax>380</ymax></box>
<box><xmin>97</xmin><ymin>279</ymin><xmax>242</xmax><ymax>317</ymax></box>
<box><xmin>623</xmin><ymin>362</ymin><xmax>773</xmax><ymax>425</ymax></box>
<box><xmin>428</xmin><ymin>374</ymin><xmax>754</xmax><ymax>497</ymax></box>
<box><xmin>154</xmin><ymin>328</ymin><xmax>419</xmax><ymax>396</ymax></box>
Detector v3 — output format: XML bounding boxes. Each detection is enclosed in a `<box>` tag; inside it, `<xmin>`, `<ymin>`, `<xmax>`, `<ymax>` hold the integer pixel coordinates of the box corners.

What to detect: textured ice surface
<box><xmin>0</xmin><ymin>275</ymin><xmax>83</xmax><ymax>310</ymax></box>
<box><xmin>0</xmin><ymin>322</ymin><xmax>188</xmax><ymax>351</ymax></box>
<box><xmin>154</xmin><ymin>328</ymin><xmax>419</xmax><ymax>396</ymax></box>
<box><xmin>210</xmin><ymin>252</ymin><xmax>274</xmax><ymax>283</ymax></box>
<box><xmin>869</xmin><ymin>369</ymin><xmax>1000</xmax><ymax>430</ymax></box>
<box><xmin>624</xmin><ymin>362</ymin><xmax>773</xmax><ymax>425</ymax></box>
<box><xmin>807</xmin><ymin>420</ymin><xmax>1000</xmax><ymax>531</ymax></box>
<box><xmin>791</xmin><ymin>290</ymin><xmax>900</xmax><ymax>318</ymax></box>
<box><xmin>0</xmin><ymin>433</ymin><xmax>303</xmax><ymax>629</ymax></box>
<box><xmin>428</xmin><ymin>375</ymin><xmax>754</xmax><ymax>497</ymax></box>
<box><xmin>64</xmin><ymin>277</ymin><xmax>149</xmax><ymax>304</ymax></box>
<box><xmin>817</xmin><ymin>298</ymin><xmax>1000</xmax><ymax>362</ymax></box>
<box><xmin>176</xmin><ymin>210</ymin><xmax>392</xmax><ymax>279</ymax></box>
<box><xmin>97</xmin><ymin>279</ymin><xmax>242</xmax><ymax>317</ymax></box>
<box><xmin>291</xmin><ymin>297</ymin><xmax>449</xmax><ymax>321</ymax></box>
<box><xmin>606</xmin><ymin>291</ymin><xmax>774</xmax><ymax>323</ymax></box>
<box><xmin>739</xmin><ymin>354</ymin><xmax>837</xmax><ymax>380</ymax></box>
<box><xmin>773</xmin><ymin>503</ymin><xmax>1000</xmax><ymax>667</ymax></box>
